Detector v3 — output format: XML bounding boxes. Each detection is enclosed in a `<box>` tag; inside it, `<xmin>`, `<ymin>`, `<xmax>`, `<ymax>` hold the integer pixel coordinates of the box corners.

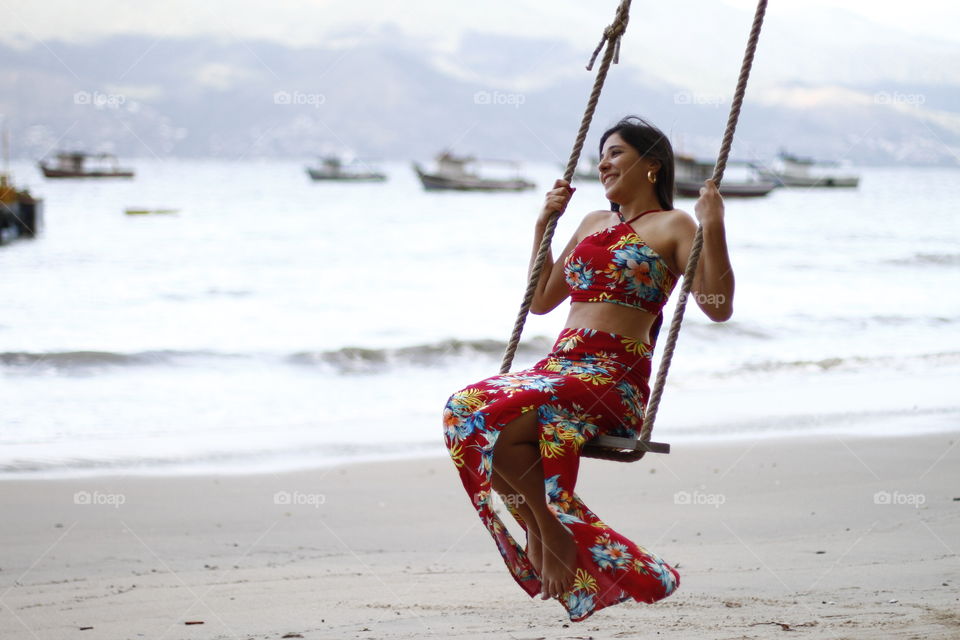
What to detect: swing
<box><xmin>498</xmin><ymin>0</ymin><xmax>768</xmax><ymax>462</ymax></box>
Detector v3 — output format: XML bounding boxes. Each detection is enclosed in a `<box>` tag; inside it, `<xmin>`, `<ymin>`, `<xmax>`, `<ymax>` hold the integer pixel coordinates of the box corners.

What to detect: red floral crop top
<box><xmin>562</xmin><ymin>210</ymin><xmax>677</xmax><ymax>315</ymax></box>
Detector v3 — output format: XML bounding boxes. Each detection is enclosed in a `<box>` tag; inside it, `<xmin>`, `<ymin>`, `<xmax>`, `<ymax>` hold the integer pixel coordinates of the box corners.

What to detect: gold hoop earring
<box><xmin>647</xmin><ymin>169</ymin><xmax>658</xmax><ymax>184</ymax></box>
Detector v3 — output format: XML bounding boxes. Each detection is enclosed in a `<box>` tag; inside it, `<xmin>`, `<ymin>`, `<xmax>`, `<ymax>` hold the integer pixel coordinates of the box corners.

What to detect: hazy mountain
<box><xmin>1</xmin><ymin>33</ymin><xmax>958</xmax><ymax>165</ymax></box>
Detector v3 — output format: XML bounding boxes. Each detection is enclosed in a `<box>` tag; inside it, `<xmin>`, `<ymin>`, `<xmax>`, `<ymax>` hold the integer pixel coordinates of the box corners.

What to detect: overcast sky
<box><xmin>2</xmin><ymin>0</ymin><xmax>958</xmax><ymax>93</ymax></box>
<box><xmin>2</xmin><ymin>0</ymin><xmax>959</xmax><ymax>43</ymax></box>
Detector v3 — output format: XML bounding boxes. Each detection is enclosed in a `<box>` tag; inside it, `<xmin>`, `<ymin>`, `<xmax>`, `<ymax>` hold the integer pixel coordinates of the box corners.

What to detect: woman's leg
<box><xmin>493</xmin><ymin>410</ymin><xmax>577</xmax><ymax>600</ymax></box>
<box><xmin>490</xmin><ymin>470</ymin><xmax>543</xmax><ymax>575</ymax></box>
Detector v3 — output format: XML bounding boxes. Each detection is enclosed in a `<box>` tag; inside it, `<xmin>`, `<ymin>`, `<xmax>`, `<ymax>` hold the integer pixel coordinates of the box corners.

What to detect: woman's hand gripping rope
<box><xmin>537</xmin><ymin>179</ymin><xmax>576</xmax><ymax>227</ymax></box>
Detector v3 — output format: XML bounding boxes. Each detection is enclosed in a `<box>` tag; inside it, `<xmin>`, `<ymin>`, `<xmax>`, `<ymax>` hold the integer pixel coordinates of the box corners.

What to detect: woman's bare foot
<box><xmin>538</xmin><ymin>517</ymin><xmax>577</xmax><ymax>600</ymax></box>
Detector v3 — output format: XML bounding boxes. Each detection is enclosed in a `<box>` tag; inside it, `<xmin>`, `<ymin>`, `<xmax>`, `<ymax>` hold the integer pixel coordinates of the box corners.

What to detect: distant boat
<box><xmin>0</xmin><ymin>174</ymin><xmax>43</xmax><ymax>245</ymax></box>
<box><xmin>38</xmin><ymin>152</ymin><xmax>135</xmax><ymax>179</ymax></box>
<box><xmin>571</xmin><ymin>157</ymin><xmax>600</xmax><ymax>182</ymax></box>
<box><xmin>755</xmin><ymin>151</ymin><xmax>860</xmax><ymax>188</ymax></box>
<box><xmin>413</xmin><ymin>152</ymin><xmax>535</xmax><ymax>192</ymax></box>
<box><xmin>306</xmin><ymin>156</ymin><xmax>386</xmax><ymax>182</ymax></box>
<box><xmin>125</xmin><ymin>208</ymin><xmax>179</xmax><ymax>216</ymax></box>
<box><xmin>674</xmin><ymin>155</ymin><xmax>777</xmax><ymax>198</ymax></box>
<box><xmin>1</xmin><ymin>126</ymin><xmax>43</xmax><ymax>245</ymax></box>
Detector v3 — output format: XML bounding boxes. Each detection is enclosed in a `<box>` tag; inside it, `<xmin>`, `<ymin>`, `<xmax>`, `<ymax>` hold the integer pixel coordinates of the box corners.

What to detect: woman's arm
<box><xmin>529</xmin><ymin>179</ymin><xmax>583</xmax><ymax>315</ymax></box>
<box><xmin>673</xmin><ymin>179</ymin><xmax>735</xmax><ymax>322</ymax></box>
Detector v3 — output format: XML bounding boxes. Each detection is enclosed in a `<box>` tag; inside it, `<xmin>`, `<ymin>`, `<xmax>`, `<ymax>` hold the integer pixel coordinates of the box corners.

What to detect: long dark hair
<box><xmin>598</xmin><ymin>116</ymin><xmax>674</xmax><ymax>212</ymax></box>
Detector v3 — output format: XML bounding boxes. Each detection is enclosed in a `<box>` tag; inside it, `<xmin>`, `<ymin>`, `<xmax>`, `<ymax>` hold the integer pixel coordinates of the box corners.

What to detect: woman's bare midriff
<box><xmin>563</xmin><ymin>301</ymin><xmax>659</xmax><ymax>343</ymax></box>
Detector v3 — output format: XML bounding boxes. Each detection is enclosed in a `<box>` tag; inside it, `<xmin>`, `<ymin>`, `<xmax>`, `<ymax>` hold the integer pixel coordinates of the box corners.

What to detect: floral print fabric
<box><xmin>443</xmin><ymin>328</ymin><xmax>680</xmax><ymax>621</ymax></box>
<box><xmin>563</xmin><ymin>223</ymin><xmax>677</xmax><ymax>315</ymax></box>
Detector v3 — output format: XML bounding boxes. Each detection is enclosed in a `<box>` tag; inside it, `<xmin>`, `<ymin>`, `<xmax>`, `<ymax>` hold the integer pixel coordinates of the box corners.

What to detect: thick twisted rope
<box><xmin>585</xmin><ymin>0</ymin><xmax>768</xmax><ymax>463</ymax></box>
<box><xmin>499</xmin><ymin>0</ymin><xmax>632</xmax><ymax>375</ymax></box>
<box><xmin>631</xmin><ymin>0</ymin><xmax>769</xmax><ymax>456</ymax></box>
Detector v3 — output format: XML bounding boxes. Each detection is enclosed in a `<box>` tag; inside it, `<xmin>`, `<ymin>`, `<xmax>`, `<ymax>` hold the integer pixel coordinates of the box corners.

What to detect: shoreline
<box><xmin>4</xmin><ymin>426</ymin><xmax>958</xmax><ymax>482</ymax></box>
<box><xmin>5</xmin><ymin>350</ymin><xmax>958</xmax><ymax>481</ymax></box>
<box><xmin>1</xmin><ymin>431</ymin><xmax>958</xmax><ymax>638</ymax></box>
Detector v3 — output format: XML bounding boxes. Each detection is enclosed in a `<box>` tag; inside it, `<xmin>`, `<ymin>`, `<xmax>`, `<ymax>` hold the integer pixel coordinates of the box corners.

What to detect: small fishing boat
<box><xmin>1</xmin><ymin>128</ymin><xmax>43</xmax><ymax>245</ymax></box>
<box><xmin>124</xmin><ymin>208</ymin><xmax>179</xmax><ymax>216</ymax></box>
<box><xmin>674</xmin><ymin>154</ymin><xmax>777</xmax><ymax>198</ymax></box>
<box><xmin>755</xmin><ymin>151</ymin><xmax>860</xmax><ymax>188</ymax></box>
<box><xmin>0</xmin><ymin>175</ymin><xmax>43</xmax><ymax>245</ymax></box>
<box><xmin>306</xmin><ymin>156</ymin><xmax>386</xmax><ymax>182</ymax></box>
<box><xmin>413</xmin><ymin>152</ymin><xmax>535</xmax><ymax>192</ymax></box>
<box><xmin>38</xmin><ymin>151</ymin><xmax>135</xmax><ymax>179</ymax></box>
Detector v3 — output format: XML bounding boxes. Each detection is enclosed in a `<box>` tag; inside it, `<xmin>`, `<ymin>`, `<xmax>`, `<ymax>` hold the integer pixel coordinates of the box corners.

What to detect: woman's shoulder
<box><xmin>658</xmin><ymin>208</ymin><xmax>697</xmax><ymax>234</ymax></box>
<box><xmin>566</xmin><ymin>210</ymin><xmax>616</xmax><ymax>241</ymax></box>
<box><xmin>582</xmin><ymin>209</ymin><xmax>616</xmax><ymax>223</ymax></box>
<box><xmin>577</xmin><ymin>209</ymin><xmax>617</xmax><ymax>230</ymax></box>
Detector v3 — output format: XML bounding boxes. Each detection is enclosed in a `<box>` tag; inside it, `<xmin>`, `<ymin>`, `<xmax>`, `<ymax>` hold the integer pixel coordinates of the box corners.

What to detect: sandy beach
<box><xmin>1</xmin><ymin>431</ymin><xmax>958</xmax><ymax>639</ymax></box>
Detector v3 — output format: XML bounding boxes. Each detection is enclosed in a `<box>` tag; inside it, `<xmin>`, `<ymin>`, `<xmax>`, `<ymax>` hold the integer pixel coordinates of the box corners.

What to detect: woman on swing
<box><xmin>442</xmin><ymin>116</ymin><xmax>734</xmax><ymax>621</ymax></box>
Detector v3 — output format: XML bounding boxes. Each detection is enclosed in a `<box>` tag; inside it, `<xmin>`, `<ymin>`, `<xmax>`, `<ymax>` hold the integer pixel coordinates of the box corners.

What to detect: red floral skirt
<box><xmin>442</xmin><ymin>327</ymin><xmax>680</xmax><ymax>622</ymax></box>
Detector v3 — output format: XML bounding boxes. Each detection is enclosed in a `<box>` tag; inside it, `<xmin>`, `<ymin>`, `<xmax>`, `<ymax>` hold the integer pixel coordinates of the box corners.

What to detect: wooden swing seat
<box><xmin>588</xmin><ymin>435</ymin><xmax>670</xmax><ymax>454</ymax></box>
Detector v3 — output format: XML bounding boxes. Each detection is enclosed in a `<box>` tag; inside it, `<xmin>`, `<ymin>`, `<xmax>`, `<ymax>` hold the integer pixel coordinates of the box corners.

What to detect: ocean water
<box><xmin>1</xmin><ymin>159</ymin><xmax>958</xmax><ymax>478</ymax></box>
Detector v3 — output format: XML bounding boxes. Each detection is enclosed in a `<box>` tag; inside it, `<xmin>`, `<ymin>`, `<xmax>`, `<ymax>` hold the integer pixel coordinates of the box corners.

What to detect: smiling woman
<box><xmin>597</xmin><ymin>117</ymin><xmax>675</xmax><ymax>217</ymax></box>
<box><xmin>442</xmin><ymin>115</ymin><xmax>736</xmax><ymax>621</ymax></box>
<box><xmin>441</xmin><ymin>0</ymin><xmax>773</xmax><ymax>613</ymax></box>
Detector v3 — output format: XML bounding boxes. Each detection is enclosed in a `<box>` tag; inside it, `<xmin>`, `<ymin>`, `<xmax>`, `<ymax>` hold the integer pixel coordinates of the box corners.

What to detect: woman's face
<box><xmin>598</xmin><ymin>132</ymin><xmax>659</xmax><ymax>205</ymax></box>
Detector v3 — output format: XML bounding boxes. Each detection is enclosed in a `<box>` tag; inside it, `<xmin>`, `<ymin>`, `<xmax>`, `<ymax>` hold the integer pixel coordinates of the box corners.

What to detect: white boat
<box><xmin>413</xmin><ymin>152</ymin><xmax>535</xmax><ymax>192</ymax></box>
<box><xmin>306</xmin><ymin>156</ymin><xmax>386</xmax><ymax>182</ymax></box>
<box><xmin>674</xmin><ymin>155</ymin><xmax>777</xmax><ymax>198</ymax></box>
<box><xmin>38</xmin><ymin>151</ymin><xmax>135</xmax><ymax>179</ymax></box>
<box><xmin>756</xmin><ymin>151</ymin><xmax>860</xmax><ymax>188</ymax></box>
